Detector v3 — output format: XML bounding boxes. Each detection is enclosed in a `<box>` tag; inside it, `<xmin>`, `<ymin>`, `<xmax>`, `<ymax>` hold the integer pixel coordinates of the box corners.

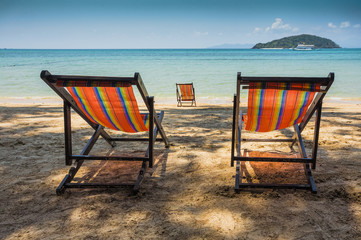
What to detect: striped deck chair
<box><xmin>231</xmin><ymin>72</ymin><xmax>334</xmax><ymax>193</ymax></box>
<box><xmin>176</xmin><ymin>83</ymin><xmax>196</xmax><ymax>106</ymax></box>
<box><xmin>41</xmin><ymin>70</ymin><xmax>169</xmax><ymax>195</ymax></box>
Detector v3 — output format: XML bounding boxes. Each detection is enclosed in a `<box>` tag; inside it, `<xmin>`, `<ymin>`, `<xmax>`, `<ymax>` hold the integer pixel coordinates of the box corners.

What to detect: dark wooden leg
<box><xmin>294</xmin><ymin>124</ymin><xmax>307</xmax><ymax>158</ymax></box>
<box><xmin>304</xmin><ymin>163</ymin><xmax>317</xmax><ymax>194</ymax></box>
<box><xmin>235</xmin><ymin>160</ymin><xmax>241</xmax><ymax>193</ymax></box>
<box><xmin>312</xmin><ymin>102</ymin><xmax>322</xmax><ymax>170</ymax></box>
<box><xmin>64</xmin><ymin>101</ymin><xmax>72</xmax><ymax>166</ymax></box>
<box><xmin>133</xmin><ymin>161</ymin><xmax>147</xmax><ymax>194</ymax></box>
<box><xmin>237</xmin><ymin>111</ymin><xmax>242</xmax><ymax>159</ymax></box>
<box><xmin>147</xmin><ymin>97</ymin><xmax>154</xmax><ymax>168</ymax></box>
<box><xmin>231</xmin><ymin>95</ymin><xmax>237</xmax><ymax>167</ymax></box>
<box><xmin>146</xmin><ymin>111</ymin><xmax>164</xmax><ymax>157</ymax></box>
<box><xmin>295</xmin><ymin>124</ymin><xmax>317</xmax><ymax>193</ymax></box>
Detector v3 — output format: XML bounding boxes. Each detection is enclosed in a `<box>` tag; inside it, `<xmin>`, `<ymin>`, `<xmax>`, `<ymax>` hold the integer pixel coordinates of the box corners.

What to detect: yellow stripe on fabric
<box><xmin>290</xmin><ymin>90</ymin><xmax>306</xmax><ymax>126</ymax></box>
<box><xmin>97</xmin><ymin>87</ymin><xmax>125</xmax><ymax>131</ymax></box>
<box><xmin>74</xmin><ymin>87</ymin><xmax>105</xmax><ymax>126</ymax></box>
<box><xmin>119</xmin><ymin>87</ymin><xmax>145</xmax><ymax>132</ymax></box>
<box><xmin>290</xmin><ymin>83</ymin><xmax>312</xmax><ymax>126</ymax></box>
<box><xmin>250</xmin><ymin>84</ymin><xmax>261</xmax><ymax>132</ymax></box>
<box><xmin>269</xmin><ymin>85</ymin><xmax>285</xmax><ymax>131</ymax></box>
<box><xmin>67</xmin><ymin>85</ymin><xmax>149</xmax><ymax>133</ymax></box>
<box><xmin>141</xmin><ymin>113</ymin><xmax>150</xmax><ymax>129</ymax></box>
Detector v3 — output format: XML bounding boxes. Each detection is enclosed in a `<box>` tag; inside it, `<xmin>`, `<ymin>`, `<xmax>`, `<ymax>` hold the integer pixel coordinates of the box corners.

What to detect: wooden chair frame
<box><xmin>41</xmin><ymin>70</ymin><xmax>169</xmax><ymax>195</ymax></box>
<box><xmin>231</xmin><ymin>72</ymin><xmax>334</xmax><ymax>193</ymax></box>
<box><xmin>176</xmin><ymin>83</ymin><xmax>196</xmax><ymax>107</ymax></box>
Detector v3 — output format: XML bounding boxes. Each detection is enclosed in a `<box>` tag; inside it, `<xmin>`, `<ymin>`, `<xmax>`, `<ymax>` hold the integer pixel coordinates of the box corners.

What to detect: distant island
<box><xmin>252</xmin><ymin>34</ymin><xmax>340</xmax><ymax>49</ymax></box>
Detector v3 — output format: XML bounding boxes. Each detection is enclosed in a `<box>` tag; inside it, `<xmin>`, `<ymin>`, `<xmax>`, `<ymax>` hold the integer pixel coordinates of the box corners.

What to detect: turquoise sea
<box><xmin>0</xmin><ymin>49</ymin><xmax>360</xmax><ymax>100</ymax></box>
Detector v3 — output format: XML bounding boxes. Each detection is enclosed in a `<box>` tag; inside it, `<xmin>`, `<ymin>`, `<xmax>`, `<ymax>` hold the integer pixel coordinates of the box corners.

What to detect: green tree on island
<box><xmin>252</xmin><ymin>34</ymin><xmax>340</xmax><ymax>49</ymax></box>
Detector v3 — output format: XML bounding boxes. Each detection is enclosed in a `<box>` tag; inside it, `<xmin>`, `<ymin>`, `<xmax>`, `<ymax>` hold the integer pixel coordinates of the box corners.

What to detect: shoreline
<box><xmin>1</xmin><ymin>96</ymin><xmax>361</xmax><ymax>106</ymax></box>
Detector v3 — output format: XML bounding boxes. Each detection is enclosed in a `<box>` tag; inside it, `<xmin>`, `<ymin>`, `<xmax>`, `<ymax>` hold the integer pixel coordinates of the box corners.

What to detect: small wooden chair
<box><xmin>176</xmin><ymin>83</ymin><xmax>196</xmax><ymax>107</ymax></box>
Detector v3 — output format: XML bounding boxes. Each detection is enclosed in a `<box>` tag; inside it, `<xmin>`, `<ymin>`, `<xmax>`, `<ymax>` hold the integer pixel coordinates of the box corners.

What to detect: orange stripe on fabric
<box><xmin>104</xmin><ymin>87</ymin><xmax>128</xmax><ymax>131</ymax></box>
<box><xmin>257</xmin><ymin>86</ymin><xmax>276</xmax><ymax>132</ymax></box>
<box><xmin>125</xmin><ymin>87</ymin><xmax>149</xmax><ymax>132</ymax></box>
<box><xmin>279</xmin><ymin>88</ymin><xmax>297</xmax><ymax>129</ymax></box>
<box><xmin>67</xmin><ymin>87</ymin><xmax>98</xmax><ymax>124</ymax></box>
<box><xmin>180</xmin><ymin>84</ymin><xmax>193</xmax><ymax>101</ymax></box>
<box><xmin>245</xmin><ymin>82</ymin><xmax>320</xmax><ymax>132</ymax></box>
<box><xmin>83</xmin><ymin>87</ymin><xmax>116</xmax><ymax>129</ymax></box>
<box><xmin>66</xmin><ymin>86</ymin><xmax>148</xmax><ymax>133</ymax></box>
<box><xmin>245</xmin><ymin>83</ymin><xmax>257</xmax><ymax>131</ymax></box>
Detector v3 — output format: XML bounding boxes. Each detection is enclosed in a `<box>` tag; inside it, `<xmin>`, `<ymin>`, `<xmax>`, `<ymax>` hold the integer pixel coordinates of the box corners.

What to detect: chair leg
<box><xmin>56</xmin><ymin>163</ymin><xmax>82</xmax><ymax>195</ymax></box>
<box><xmin>132</xmin><ymin>161</ymin><xmax>147</xmax><ymax>194</ymax></box>
<box><xmin>312</xmin><ymin>103</ymin><xmax>322</xmax><ymax>170</ymax></box>
<box><xmin>147</xmin><ymin>97</ymin><xmax>154</xmax><ymax>168</ymax></box>
<box><xmin>231</xmin><ymin>95</ymin><xmax>237</xmax><ymax>167</ymax></box>
<box><xmin>304</xmin><ymin>163</ymin><xmax>317</xmax><ymax>193</ymax></box>
<box><xmin>64</xmin><ymin>101</ymin><xmax>72</xmax><ymax>166</ymax></box>
<box><xmin>235</xmin><ymin>160</ymin><xmax>241</xmax><ymax>193</ymax></box>
<box><xmin>56</xmin><ymin>172</ymin><xmax>72</xmax><ymax>195</ymax></box>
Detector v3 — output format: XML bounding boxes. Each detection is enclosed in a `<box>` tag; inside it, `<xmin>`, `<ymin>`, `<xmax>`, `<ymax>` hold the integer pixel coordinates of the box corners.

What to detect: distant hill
<box><xmin>208</xmin><ymin>43</ymin><xmax>253</xmax><ymax>49</ymax></box>
<box><xmin>252</xmin><ymin>34</ymin><xmax>340</xmax><ymax>49</ymax></box>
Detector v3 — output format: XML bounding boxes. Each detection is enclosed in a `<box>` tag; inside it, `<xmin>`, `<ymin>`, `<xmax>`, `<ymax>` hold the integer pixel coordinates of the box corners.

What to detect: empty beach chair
<box><xmin>41</xmin><ymin>70</ymin><xmax>169</xmax><ymax>195</ymax></box>
<box><xmin>176</xmin><ymin>83</ymin><xmax>196</xmax><ymax>106</ymax></box>
<box><xmin>231</xmin><ymin>72</ymin><xmax>334</xmax><ymax>193</ymax></box>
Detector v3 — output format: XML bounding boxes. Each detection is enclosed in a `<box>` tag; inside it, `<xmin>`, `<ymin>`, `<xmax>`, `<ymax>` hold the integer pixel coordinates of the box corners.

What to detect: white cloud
<box><xmin>328</xmin><ymin>21</ymin><xmax>357</xmax><ymax>29</ymax></box>
<box><xmin>260</xmin><ymin>18</ymin><xmax>298</xmax><ymax>33</ymax></box>
<box><xmin>271</xmin><ymin>18</ymin><xmax>292</xmax><ymax>30</ymax></box>
<box><xmin>253</xmin><ymin>27</ymin><xmax>262</xmax><ymax>33</ymax></box>
<box><xmin>194</xmin><ymin>31</ymin><xmax>208</xmax><ymax>37</ymax></box>
<box><xmin>328</xmin><ymin>22</ymin><xmax>337</xmax><ymax>28</ymax></box>
<box><xmin>340</xmin><ymin>21</ymin><xmax>350</xmax><ymax>28</ymax></box>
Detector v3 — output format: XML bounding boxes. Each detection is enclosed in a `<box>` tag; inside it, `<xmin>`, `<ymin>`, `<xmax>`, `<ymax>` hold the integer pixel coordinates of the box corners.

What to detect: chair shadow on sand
<box><xmin>68</xmin><ymin>149</ymin><xmax>170</xmax><ymax>194</ymax></box>
<box><xmin>238</xmin><ymin>149</ymin><xmax>308</xmax><ymax>188</ymax></box>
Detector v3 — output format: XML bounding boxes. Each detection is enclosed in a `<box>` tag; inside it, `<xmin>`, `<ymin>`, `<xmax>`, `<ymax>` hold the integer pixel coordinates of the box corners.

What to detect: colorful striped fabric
<box><xmin>179</xmin><ymin>84</ymin><xmax>194</xmax><ymax>101</ymax></box>
<box><xmin>244</xmin><ymin>82</ymin><xmax>320</xmax><ymax>132</ymax></box>
<box><xmin>65</xmin><ymin>86</ymin><xmax>149</xmax><ymax>133</ymax></box>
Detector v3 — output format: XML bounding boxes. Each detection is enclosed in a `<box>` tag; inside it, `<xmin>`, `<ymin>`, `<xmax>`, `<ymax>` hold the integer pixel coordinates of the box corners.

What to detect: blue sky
<box><xmin>1</xmin><ymin>0</ymin><xmax>361</xmax><ymax>48</ymax></box>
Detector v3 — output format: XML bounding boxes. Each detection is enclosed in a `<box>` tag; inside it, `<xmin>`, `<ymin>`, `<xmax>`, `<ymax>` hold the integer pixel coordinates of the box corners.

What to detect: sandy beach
<box><xmin>0</xmin><ymin>99</ymin><xmax>360</xmax><ymax>239</ymax></box>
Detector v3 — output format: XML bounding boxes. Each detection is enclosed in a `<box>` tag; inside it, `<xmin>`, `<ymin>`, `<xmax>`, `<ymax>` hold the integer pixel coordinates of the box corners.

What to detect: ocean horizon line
<box><xmin>2</xmin><ymin>47</ymin><xmax>361</xmax><ymax>50</ymax></box>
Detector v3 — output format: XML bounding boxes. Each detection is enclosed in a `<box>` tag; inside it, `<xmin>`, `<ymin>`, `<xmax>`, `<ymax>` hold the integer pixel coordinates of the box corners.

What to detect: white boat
<box><xmin>294</xmin><ymin>44</ymin><xmax>314</xmax><ymax>51</ymax></box>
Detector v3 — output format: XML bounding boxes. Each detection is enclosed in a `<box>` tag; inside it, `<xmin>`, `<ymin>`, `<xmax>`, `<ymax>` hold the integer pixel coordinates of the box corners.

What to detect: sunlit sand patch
<box><xmin>0</xmin><ymin>123</ymin><xmax>14</xmax><ymax>128</ymax></box>
<box><xmin>124</xmin><ymin>210</ymin><xmax>151</xmax><ymax>222</ymax></box>
<box><xmin>198</xmin><ymin>208</ymin><xmax>254</xmax><ymax>236</ymax></box>
<box><xmin>202</xmin><ymin>209</ymin><xmax>236</xmax><ymax>232</ymax></box>
<box><xmin>70</xmin><ymin>207</ymin><xmax>85</xmax><ymax>222</ymax></box>
<box><xmin>166</xmin><ymin>208</ymin><xmax>252</xmax><ymax>236</ymax></box>
<box><xmin>44</xmin><ymin>172</ymin><xmax>71</xmax><ymax>184</ymax></box>
<box><xmin>6</xmin><ymin>226</ymin><xmax>43</xmax><ymax>239</ymax></box>
<box><xmin>166</xmin><ymin>210</ymin><xmax>196</xmax><ymax>226</ymax></box>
